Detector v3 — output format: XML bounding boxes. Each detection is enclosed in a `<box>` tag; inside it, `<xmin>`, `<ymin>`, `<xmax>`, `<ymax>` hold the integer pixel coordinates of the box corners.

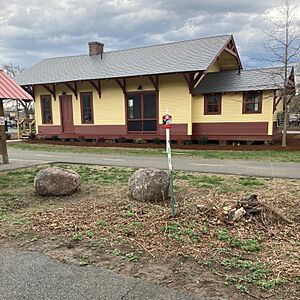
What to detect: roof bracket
<box><xmin>65</xmin><ymin>82</ymin><xmax>78</xmax><ymax>100</ymax></box>
<box><xmin>193</xmin><ymin>71</ymin><xmax>204</xmax><ymax>87</ymax></box>
<box><xmin>183</xmin><ymin>72</ymin><xmax>195</xmax><ymax>95</ymax></box>
<box><xmin>147</xmin><ymin>76</ymin><xmax>159</xmax><ymax>92</ymax></box>
<box><xmin>115</xmin><ymin>78</ymin><xmax>127</xmax><ymax>95</ymax></box>
<box><xmin>42</xmin><ymin>84</ymin><xmax>56</xmax><ymax>100</ymax></box>
<box><xmin>88</xmin><ymin>80</ymin><xmax>101</xmax><ymax>98</ymax></box>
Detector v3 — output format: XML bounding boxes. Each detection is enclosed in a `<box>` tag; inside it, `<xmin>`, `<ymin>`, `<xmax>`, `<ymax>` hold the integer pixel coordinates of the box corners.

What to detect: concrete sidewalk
<box><xmin>0</xmin><ymin>248</ymin><xmax>222</xmax><ymax>300</ymax></box>
<box><xmin>1</xmin><ymin>148</ymin><xmax>300</xmax><ymax>178</ymax></box>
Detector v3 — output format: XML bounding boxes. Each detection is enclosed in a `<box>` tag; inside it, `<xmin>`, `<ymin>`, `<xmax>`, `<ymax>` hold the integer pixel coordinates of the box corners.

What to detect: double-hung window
<box><xmin>80</xmin><ymin>92</ymin><xmax>94</xmax><ymax>124</ymax></box>
<box><xmin>204</xmin><ymin>94</ymin><xmax>221</xmax><ymax>115</ymax></box>
<box><xmin>41</xmin><ymin>95</ymin><xmax>53</xmax><ymax>124</ymax></box>
<box><xmin>243</xmin><ymin>92</ymin><xmax>262</xmax><ymax>114</ymax></box>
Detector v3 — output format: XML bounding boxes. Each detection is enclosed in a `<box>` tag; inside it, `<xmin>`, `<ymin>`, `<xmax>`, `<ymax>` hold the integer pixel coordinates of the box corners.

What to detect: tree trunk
<box><xmin>282</xmin><ymin>92</ymin><xmax>288</xmax><ymax>147</ymax></box>
<box><xmin>0</xmin><ymin>100</ymin><xmax>9</xmax><ymax>164</ymax></box>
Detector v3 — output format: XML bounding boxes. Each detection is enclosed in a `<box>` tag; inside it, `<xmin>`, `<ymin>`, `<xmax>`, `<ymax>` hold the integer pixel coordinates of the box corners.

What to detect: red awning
<box><xmin>0</xmin><ymin>70</ymin><xmax>32</xmax><ymax>101</ymax></box>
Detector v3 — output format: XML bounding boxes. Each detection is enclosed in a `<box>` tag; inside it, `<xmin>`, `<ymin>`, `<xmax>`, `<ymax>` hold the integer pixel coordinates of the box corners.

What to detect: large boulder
<box><xmin>34</xmin><ymin>167</ymin><xmax>81</xmax><ymax>196</ymax></box>
<box><xmin>128</xmin><ymin>168</ymin><xmax>170</xmax><ymax>202</ymax></box>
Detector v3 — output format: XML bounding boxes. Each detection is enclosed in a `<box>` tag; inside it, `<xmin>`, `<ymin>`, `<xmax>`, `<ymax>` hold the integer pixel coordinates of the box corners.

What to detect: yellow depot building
<box><xmin>16</xmin><ymin>35</ymin><xmax>295</xmax><ymax>144</ymax></box>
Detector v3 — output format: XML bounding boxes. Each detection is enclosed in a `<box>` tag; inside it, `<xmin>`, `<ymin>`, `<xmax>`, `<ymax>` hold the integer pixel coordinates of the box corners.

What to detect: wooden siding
<box><xmin>34</xmin><ymin>74</ymin><xmax>192</xmax><ymax>137</ymax></box>
<box><xmin>207</xmin><ymin>61</ymin><xmax>220</xmax><ymax>73</ymax></box>
<box><xmin>192</xmin><ymin>122</ymin><xmax>269</xmax><ymax>140</ymax></box>
<box><xmin>34</xmin><ymin>75</ymin><xmax>279</xmax><ymax>141</ymax></box>
<box><xmin>192</xmin><ymin>90</ymin><xmax>274</xmax><ymax>136</ymax></box>
<box><xmin>37</xmin><ymin>123</ymin><xmax>188</xmax><ymax>140</ymax></box>
<box><xmin>159</xmin><ymin>74</ymin><xmax>191</xmax><ymax>135</ymax></box>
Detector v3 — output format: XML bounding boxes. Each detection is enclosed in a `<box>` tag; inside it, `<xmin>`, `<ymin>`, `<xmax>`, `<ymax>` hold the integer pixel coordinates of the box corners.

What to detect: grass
<box><xmin>0</xmin><ymin>164</ymin><xmax>298</xmax><ymax>298</ymax></box>
<box><xmin>8</xmin><ymin>142</ymin><xmax>300</xmax><ymax>162</ymax></box>
<box><xmin>60</xmin><ymin>165</ymin><xmax>133</xmax><ymax>185</ymax></box>
<box><xmin>175</xmin><ymin>173</ymin><xmax>265</xmax><ymax>193</ymax></box>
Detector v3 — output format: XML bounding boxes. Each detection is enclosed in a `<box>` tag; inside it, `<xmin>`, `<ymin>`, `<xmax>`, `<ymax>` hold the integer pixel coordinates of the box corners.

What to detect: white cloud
<box><xmin>0</xmin><ymin>0</ymin><xmax>299</xmax><ymax>68</ymax></box>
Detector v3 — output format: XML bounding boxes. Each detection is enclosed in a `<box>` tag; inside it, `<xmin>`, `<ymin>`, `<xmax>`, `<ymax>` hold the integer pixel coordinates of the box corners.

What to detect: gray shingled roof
<box><xmin>16</xmin><ymin>35</ymin><xmax>232</xmax><ymax>86</ymax></box>
<box><xmin>195</xmin><ymin>67</ymin><xmax>289</xmax><ymax>94</ymax></box>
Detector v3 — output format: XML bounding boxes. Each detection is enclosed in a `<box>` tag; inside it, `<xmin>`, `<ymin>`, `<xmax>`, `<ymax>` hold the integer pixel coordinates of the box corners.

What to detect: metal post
<box><xmin>166</xmin><ymin>127</ymin><xmax>175</xmax><ymax>217</ymax></box>
<box><xmin>0</xmin><ymin>100</ymin><xmax>9</xmax><ymax>164</ymax></box>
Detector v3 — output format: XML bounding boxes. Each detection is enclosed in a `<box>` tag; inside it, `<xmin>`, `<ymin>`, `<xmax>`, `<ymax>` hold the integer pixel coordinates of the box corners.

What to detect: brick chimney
<box><xmin>88</xmin><ymin>41</ymin><xmax>104</xmax><ymax>58</ymax></box>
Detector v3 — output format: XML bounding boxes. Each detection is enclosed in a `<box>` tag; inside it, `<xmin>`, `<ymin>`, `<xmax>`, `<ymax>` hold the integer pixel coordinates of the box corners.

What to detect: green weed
<box><xmin>96</xmin><ymin>220</ymin><xmax>108</xmax><ymax>227</ymax></box>
<box><xmin>79</xmin><ymin>254</ymin><xmax>90</xmax><ymax>266</ymax></box>
<box><xmin>73</xmin><ymin>233</ymin><xmax>84</xmax><ymax>241</ymax></box>
<box><xmin>125</xmin><ymin>252</ymin><xmax>139</xmax><ymax>262</ymax></box>
<box><xmin>217</xmin><ymin>229</ymin><xmax>261</xmax><ymax>252</ymax></box>
<box><xmin>163</xmin><ymin>221</ymin><xmax>200</xmax><ymax>242</ymax></box>
<box><xmin>112</xmin><ymin>249</ymin><xmax>121</xmax><ymax>256</ymax></box>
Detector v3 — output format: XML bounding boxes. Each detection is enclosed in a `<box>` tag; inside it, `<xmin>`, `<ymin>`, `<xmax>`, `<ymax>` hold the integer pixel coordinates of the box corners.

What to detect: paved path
<box><xmin>0</xmin><ymin>248</ymin><xmax>221</xmax><ymax>300</ymax></box>
<box><xmin>1</xmin><ymin>148</ymin><xmax>300</xmax><ymax>179</ymax></box>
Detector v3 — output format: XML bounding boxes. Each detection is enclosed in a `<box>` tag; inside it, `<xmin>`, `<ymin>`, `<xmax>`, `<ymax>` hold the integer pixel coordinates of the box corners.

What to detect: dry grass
<box><xmin>0</xmin><ymin>164</ymin><xmax>299</xmax><ymax>299</ymax></box>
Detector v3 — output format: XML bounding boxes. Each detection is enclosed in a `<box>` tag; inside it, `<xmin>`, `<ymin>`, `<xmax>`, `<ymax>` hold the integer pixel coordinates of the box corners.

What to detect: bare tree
<box><xmin>2</xmin><ymin>63</ymin><xmax>33</xmax><ymax>119</ymax></box>
<box><xmin>264</xmin><ymin>0</ymin><xmax>300</xmax><ymax>147</ymax></box>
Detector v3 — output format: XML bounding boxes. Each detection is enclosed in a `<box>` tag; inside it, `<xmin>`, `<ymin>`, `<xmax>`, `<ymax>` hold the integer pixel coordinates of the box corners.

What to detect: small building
<box><xmin>0</xmin><ymin>69</ymin><xmax>32</xmax><ymax>163</ymax></box>
<box><xmin>16</xmin><ymin>35</ymin><xmax>295</xmax><ymax>143</ymax></box>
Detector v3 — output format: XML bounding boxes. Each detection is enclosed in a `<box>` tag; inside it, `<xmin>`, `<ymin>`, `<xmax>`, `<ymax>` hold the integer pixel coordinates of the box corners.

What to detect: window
<box><xmin>204</xmin><ymin>94</ymin><xmax>221</xmax><ymax>115</ymax></box>
<box><xmin>243</xmin><ymin>92</ymin><xmax>262</xmax><ymax>114</ymax></box>
<box><xmin>41</xmin><ymin>95</ymin><xmax>52</xmax><ymax>124</ymax></box>
<box><xmin>127</xmin><ymin>93</ymin><xmax>157</xmax><ymax>132</ymax></box>
<box><xmin>80</xmin><ymin>92</ymin><xmax>94</xmax><ymax>124</ymax></box>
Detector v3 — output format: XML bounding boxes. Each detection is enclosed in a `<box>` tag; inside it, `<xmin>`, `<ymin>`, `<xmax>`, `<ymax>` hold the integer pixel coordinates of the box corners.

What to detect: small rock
<box><xmin>128</xmin><ymin>168</ymin><xmax>169</xmax><ymax>202</ymax></box>
<box><xmin>232</xmin><ymin>207</ymin><xmax>247</xmax><ymax>221</ymax></box>
<box><xmin>34</xmin><ymin>167</ymin><xmax>81</xmax><ymax>196</ymax></box>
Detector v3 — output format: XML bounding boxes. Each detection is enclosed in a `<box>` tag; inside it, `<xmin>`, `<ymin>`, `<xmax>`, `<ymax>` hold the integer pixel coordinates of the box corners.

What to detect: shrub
<box><xmin>198</xmin><ymin>135</ymin><xmax>208</xmax><ymax>145</ymax></box>
<box><xmin>51</xmin><ymin>135</ymin><xmax>59</xmax><ymax>141</ymax></box>
<box><xmin>28</xmin><ymin>132</ymin><xmax>36</xmax><ymax>140</ymax></box>
<box><xmin>152</xmin><ymin>138</ymin><xmax>161</xmax><ymax>144</ymax></box>
<box><xmin>133</xmin><ymin>138</ymin><xmax>146</xmax><ymax>144</ymax></box>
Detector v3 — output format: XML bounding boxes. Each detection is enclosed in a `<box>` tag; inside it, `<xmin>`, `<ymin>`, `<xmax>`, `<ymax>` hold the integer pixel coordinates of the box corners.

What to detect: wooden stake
<box><xmin>0</xmin><ymin>100</ymin><xmax>9</xmax><ymax>164</ymax></box>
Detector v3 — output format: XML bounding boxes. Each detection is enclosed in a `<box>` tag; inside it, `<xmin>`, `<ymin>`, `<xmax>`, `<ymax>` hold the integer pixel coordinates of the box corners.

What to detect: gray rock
<box><xmin>128</xmin><ymin>168</ymin><xmax>170</xmax><ymax>202</ymax></box>
<box><xmin>34</xmin><ymin>167</ymin><xmax>81</xmax><ymax>196</ymax></box>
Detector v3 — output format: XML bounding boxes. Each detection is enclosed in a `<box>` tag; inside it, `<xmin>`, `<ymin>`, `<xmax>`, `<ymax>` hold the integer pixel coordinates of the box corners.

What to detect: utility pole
<box><xmin>0</xmin><ymin>100</ymin><xmax>9</xmax><ymax>164</ymax></box>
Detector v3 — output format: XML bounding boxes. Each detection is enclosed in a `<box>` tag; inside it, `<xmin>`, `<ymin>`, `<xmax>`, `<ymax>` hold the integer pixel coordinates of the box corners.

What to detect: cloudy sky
<box><xmin>0</xmin><ymin>0</ymin><xmax>299</xmax><ymax>69</ymax></box>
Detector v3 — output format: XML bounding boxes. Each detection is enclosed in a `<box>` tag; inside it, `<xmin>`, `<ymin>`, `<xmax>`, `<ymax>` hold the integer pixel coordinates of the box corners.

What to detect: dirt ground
<box><xmin>0</xmin><ymin>164</ymin><xmax>299</xmax><ymax>299</ymax></box>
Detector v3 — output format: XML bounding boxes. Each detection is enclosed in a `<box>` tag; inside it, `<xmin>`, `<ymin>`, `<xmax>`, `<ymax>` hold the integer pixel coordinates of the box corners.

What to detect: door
<box><xmin>127</xmin><ymin>93</ymin><xmax>157</xmax><ymax>133</ymax></box>
<box><xmin>60</xmin><ymin>95</ymin><xmax>74</xmax><ymax>134</ymax></box>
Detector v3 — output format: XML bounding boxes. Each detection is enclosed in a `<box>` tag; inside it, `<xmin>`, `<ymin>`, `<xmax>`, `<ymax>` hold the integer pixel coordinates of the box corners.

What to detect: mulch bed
<box><xmin>25</xmin><ymin>136</ymin><xmax>300</xmax><ymax>151</ymax></box>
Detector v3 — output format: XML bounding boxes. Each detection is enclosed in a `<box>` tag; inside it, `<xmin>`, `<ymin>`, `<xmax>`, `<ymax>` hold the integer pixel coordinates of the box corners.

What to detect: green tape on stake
<box><xmin>170</xmin><ymin>170</ymin><xmax>175</xmax><ymax>217</ymax></box>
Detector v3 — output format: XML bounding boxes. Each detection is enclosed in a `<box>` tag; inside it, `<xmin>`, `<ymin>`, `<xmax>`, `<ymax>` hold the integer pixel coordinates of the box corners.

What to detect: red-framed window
<box><xmin>127</xmin><ymin>93</ymin><xmax>157</xmax><ymax>132</ymax></box>
<box><xmin>40</xmin><ymin>95</ymin><xmax>53</xmax><ymax>124</ymax></box>
<box><xmin>80</xmin><ymin>92</ymin><xmax>94</xmax><ymax>124</ymax></box>
<box><xmin>243</xmin><ymin>91</ymin><xmax>262</xmax><ymax>114</ymax></box>
<box><xmin>204</xmin><ymin>94</ymin><xmax>222</xmax><ymax>115</ymax></box>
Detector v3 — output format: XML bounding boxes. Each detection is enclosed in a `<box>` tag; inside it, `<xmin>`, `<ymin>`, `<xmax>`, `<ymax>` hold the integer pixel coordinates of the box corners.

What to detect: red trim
<box><xmin>242</xmin><ymin>91</ymin><xmax>262</xmax><ymax>114</ymax></box>
<box><xmin>37</xmin><ymin>123</ymin><xmax>188</xmax><ymax>140</ymax></box>
<box><xmin>80</xmin><ymin>92</ymin><xmax>94</xmax><ymax>124</ymax></box>
<box><xmin>204</xmin><ymin>93</ymin><xmax>222</xmax><ymax>115</ymax></box>
<box><xmin>40</xmin><ymin>94</ymin><xmax>53</xmax><ymax>124</ymax></box>
<box><xmin>193</xmin><ymin>122</ymin><xmax>269</xmax><ymax>138</ymax></box>
<box><xmin>38</xmin><ymin>125</ymin><xmax>62</xmax><ymax>135</ymax></box>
